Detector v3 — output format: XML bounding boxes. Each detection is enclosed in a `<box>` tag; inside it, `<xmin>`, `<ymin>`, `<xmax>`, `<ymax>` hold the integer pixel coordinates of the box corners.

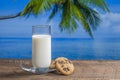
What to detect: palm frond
<box><xmin>71</xmin><ymin>1</ymin><xmax>93</xmax><ymax>37</ymax></box>
<box><xmin>77</xmin><ymin>0</ymin><xmax>109</xmax><ymax>12</ymax></box>
<box><xmin>87</xmin><ymin>8</ymin><xmax>101</xmax><ymax>30</ymax></box>
<box><xmin>59</xmin><ymin>0</ymin><xmax>78</xmax><ymax>32</ymax></box>
<box><xmin>74</xmin><ymin>1</ymin><xmax>101</xmax><ymax>30</ymax></box>
<box><xmin>59</xmin><ymin>0</ymin><xmax>93</xmax><ymax>37</ymax></box>
<box><xmin>48</xmin><ymin>5</ymin><xmax>59</xmax><ymax>21</ymax></box>
<box><xmin>59</xmin><ymin>0</ymin><xmax>71</xmax><ymax>31</ymax></box>
<box><xmin>21</xmin><ymin>0</ymin><xmax>55</xmax><ymax>16</ymax></box>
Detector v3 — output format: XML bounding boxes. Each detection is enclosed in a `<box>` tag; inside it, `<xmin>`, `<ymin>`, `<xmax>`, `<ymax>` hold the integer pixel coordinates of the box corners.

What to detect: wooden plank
<box><xmin>0</xmin><ymin>60</ymin><xmax>120</xmax><ymax>80</ymax></box>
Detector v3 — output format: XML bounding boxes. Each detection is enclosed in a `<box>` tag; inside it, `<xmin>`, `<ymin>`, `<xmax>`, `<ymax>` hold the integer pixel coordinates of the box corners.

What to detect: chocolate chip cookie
<box><xmin>49</xmin><ymin>57</ymin><xmax>68</xmax><ymax>69</ymax></box>
<box><xmin>55</xmin><ymin>58</ymin><xmax>74</xmax><ymax>75</ymax></box>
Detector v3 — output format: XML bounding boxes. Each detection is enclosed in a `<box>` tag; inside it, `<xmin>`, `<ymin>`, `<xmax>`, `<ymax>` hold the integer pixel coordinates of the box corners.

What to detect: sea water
<box><xmin>0</xmin><ymin>38</ymin><xmax>120</xmax><ymax>60</ymax></box>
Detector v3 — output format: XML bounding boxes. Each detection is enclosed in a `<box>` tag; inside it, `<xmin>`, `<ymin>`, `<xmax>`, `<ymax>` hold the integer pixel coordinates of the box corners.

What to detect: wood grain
<box><xmin>0</xmin><ymin>59</ymin><xmax>120</xmax><ymax>80</ymax></box>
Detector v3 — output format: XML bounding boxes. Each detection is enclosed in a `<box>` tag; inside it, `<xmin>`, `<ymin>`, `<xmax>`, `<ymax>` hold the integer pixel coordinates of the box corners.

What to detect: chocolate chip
<box><xmin>68</xmin><ymin>61</ymin><xmax>72</xmax><ymax>64</ymax></box>
<box><xmin>63</xmin><ymin>67</ymin><xmax>70</xmax><ymax>72</ymax></box>
<box><xmin>63</xmin><ymin>68</ymin><xmax>68</xmax><ymax>72</ymax></box>
<box><xmin>66</xmin><ymin>68</ymin><xmax>70</xmax><ymax>71</ymax></box>
<box><xmin>61</xmin><ymin>65</ymin><xmax>64</xmax><ymax>67</ymax></box>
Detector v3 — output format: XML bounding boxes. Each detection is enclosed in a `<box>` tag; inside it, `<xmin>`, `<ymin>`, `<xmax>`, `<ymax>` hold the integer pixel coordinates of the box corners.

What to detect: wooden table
<box><xmin>0</xmin><ymin>60</ymin><xmax>120</xmax><ymax>80</ymax></box>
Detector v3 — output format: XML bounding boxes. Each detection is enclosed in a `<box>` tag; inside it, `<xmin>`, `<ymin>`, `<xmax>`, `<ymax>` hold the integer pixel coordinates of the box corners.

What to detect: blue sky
<box><xmin>0</xmin><ymin>0</ymin><xmax>120</xmax><ymax>38</ymax></box>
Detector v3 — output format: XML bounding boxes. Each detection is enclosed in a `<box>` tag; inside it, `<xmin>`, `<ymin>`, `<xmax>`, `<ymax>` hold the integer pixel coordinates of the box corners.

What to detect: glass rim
<box><xmin>32</xmin><ymin>25</ymin><xmax>51</xmax><ymax>28</ymax></box>
<box><xmin>32</xmin><ymin>25</ymin><xmax>51</xmax><ymax>35</ymax></box>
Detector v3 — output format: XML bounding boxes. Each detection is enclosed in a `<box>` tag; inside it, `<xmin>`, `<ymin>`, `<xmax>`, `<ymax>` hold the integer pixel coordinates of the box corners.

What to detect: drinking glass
<box><xmin>32</xmin><ymin>25</ymin><xmax>51</xmax><ymax>68</ymax></box>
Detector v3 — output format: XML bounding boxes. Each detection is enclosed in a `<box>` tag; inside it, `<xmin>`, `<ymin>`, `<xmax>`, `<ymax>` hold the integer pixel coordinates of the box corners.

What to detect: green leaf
<box><xmin>74</xmin><ymin>1</ymin><xmax>101</xmax><ymax>30</ymax></box>
<box><xmin>77</xmin><ymin>0</ymin><xmax>110</xmax><ymax>12</ymax></box>
<box><xmin>21</xmin><ymin>0</ymin><xmax>55</xmax><ymax>16</ymax></box>
<box><xmin>71</xmin><ymin>2</ymin><xmax>93</xmax><ymax>38</ymax></box>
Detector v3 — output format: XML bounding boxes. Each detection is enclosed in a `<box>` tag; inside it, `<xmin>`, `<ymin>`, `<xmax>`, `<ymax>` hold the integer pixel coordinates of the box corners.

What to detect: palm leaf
<box><xmin>21</xmin><ymin>0</ymin><xmax>55</xmax><ymax>16</ymax></box>
<box><xmin>59</xmin><ymin>0</ymin><xmax>93</xmax><ymax>37</ymax></box>
<box><xmin>77</xmin><ymin>0</ymin><xmax>109</xmax><ymax>12</ymax></box>
<box><xmin>74</xmin><ymin>1</ymin><xmax>101</xmax><ymax>30</ymax></box>
<box><xmin>71</xmin><ymin>1</ymin><xmax>93</xmax><ymax>37</ymax></box>
<box><xmin>59</xmin><ymin>0</ymin><xmax>78</xmax><ymax>32</ymax></box>
<box><xmin>48</xmin><ymin>5</ymin><xmax>59</xmax><ymax>21</ymax></box>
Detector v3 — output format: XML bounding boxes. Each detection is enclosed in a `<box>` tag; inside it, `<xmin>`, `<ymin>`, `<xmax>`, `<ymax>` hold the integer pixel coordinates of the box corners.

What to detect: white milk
<box><xmin>32</xmin><ymin>35</ymin><xmax>51</xmax><ymax>68</ymax></box>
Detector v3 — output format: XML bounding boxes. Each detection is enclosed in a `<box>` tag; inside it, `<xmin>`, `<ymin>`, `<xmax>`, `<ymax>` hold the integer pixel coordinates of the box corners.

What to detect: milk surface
<box><xmin>32</xmin><ymin>35</ymin><xmax>51</xmax><ymax>68</ymax></box>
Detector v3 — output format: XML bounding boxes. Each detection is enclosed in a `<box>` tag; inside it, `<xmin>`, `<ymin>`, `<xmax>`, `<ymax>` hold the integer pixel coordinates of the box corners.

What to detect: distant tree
<box><xmin>0</xmin><ymin>0</ymin><xmax>109</xmax><ymax>38</ymax></box>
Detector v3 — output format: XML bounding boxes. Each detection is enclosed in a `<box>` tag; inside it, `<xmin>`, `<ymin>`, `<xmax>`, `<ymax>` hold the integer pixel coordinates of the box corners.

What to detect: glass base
<box><xmin>20</xmin><ymin>64</ymin><xmax>56</xmax><ymax>74</ymax></box>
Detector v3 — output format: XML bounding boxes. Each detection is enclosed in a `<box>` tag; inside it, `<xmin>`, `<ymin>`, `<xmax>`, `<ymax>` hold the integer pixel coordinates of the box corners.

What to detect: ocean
<box><xmin>0</xmin><ymin>38</ymin><xmax>120</xmax><ymax>60</ymax></box>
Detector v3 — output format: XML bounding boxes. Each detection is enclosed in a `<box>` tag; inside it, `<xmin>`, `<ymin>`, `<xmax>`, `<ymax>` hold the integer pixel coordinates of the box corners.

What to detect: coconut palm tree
<box><xmin>0</xmin><ymin>0</ymin><xmax>109</xmax><ymax>38</ymax></box>
<box><xmin>21</xmin><ymin>0</ymin><xmax>109</xmax><ymax>38</ymax></box>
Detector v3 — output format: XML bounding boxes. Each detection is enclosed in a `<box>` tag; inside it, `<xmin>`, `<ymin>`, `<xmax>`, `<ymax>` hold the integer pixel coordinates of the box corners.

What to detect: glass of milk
<box><xmin>32</xmin><ymin>25</ymin><xmax>51</xmax><ymax>68</ymax></box>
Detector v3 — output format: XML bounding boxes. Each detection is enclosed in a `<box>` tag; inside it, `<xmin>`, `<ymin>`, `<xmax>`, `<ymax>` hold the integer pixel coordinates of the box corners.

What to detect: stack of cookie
<box><xmin>49</xmin><ymin>57</ymin><xmax>74</xmax><ymax>75</ymax></box>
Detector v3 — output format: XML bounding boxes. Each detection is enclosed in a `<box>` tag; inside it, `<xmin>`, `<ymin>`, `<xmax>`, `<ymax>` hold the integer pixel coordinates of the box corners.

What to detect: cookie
<box><xmin>55</xmin><ymin>57</ymin><xmax>68</xmax><ymax>61</ymax></box>
<box><xmin>55</xmin><ymin>59</ymin><xmax>74</xmax><ymax>75</ymax></box>
<box><xmin>49</xmin><ymin>57</ymin><xmax>68</xmax><ymax>69</ymax></box>
<box><xmin>49</xmin><ymin>60</ymin><xmax>56</xmax><ymax>69</ymax></box>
